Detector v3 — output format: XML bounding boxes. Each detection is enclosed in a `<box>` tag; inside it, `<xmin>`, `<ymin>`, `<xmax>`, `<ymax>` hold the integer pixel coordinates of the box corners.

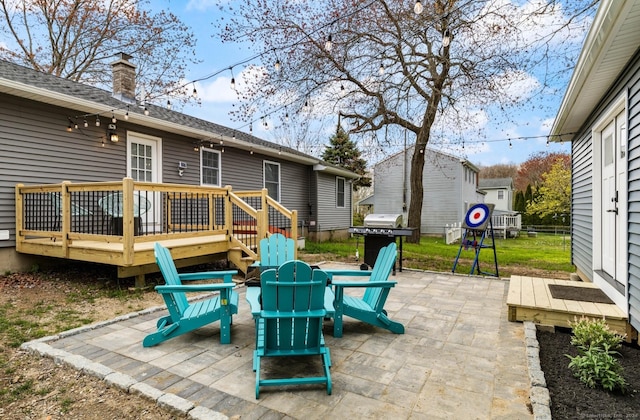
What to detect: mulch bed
<box><xmin>537</xmin><ymin>328</ymin><xmax>640</xmax><ymax>419</ymax></box>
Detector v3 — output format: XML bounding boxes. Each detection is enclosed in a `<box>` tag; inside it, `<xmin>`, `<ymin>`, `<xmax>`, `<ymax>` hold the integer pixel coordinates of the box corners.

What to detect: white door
<box><xmin>599</xmin><ymin>111</ymin><xmax>626</xmax><ymax>288</ymax></box>
<box><xmin>127</xmin><ymin>133</ymin><xmax>162</xmax><ymax>233</ymax></box>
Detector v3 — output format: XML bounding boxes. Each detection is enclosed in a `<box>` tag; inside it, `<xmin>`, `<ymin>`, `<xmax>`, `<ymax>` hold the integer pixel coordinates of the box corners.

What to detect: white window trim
<box><xmin>200</xmin><ymin>147</ymin><xmax>222</xmax><ymax>186</ymax></box>
<box><xmin>336</xmin><ymin>176</ymin><xmax>346</xmax><ymax>208</ymax></box>
<box><xmin>591</xmin><ymin>93</ymin><xmax>627</xmax><ymax>311</ymax></box>
<box><xmin>263</xmin><ymin>160</ymin><xmax>281</xmax><ymax>201</ymax></box>
<box><xmin>126</xmin><ymin>131</ymin><xmax>163</xmax><ymax>183</ymax></box>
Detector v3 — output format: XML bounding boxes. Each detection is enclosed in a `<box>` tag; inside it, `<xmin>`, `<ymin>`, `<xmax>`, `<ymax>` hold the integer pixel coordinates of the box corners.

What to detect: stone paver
<box><xmin>22</xmin><ymin>264</ymin><xmax>535</xmax><ymax>419</ymax></box>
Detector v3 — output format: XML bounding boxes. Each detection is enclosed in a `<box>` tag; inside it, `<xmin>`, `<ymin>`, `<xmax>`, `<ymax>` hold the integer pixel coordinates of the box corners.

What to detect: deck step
<box><xmin>507</xmin><ymin>275</ymin><xmax>635</xmax><ymax>340</ymax></box>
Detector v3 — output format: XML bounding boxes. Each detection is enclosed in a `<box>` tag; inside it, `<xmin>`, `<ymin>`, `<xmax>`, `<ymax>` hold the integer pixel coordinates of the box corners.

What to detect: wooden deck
<box><xmin>507</xmin><ymin>276</ymin><xmax>636</xmax><ymax>340</ymax></box>
<box><xmin>15</xmin><ymin>179</ymin><xmax>299</xmax><ymax>286</ymax></box>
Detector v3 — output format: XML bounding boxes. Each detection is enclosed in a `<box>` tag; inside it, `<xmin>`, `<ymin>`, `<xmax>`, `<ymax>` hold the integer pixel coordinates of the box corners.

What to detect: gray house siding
<box><xmin>0</xmin><ymin>93</ymin><xmax>126</xmax><ymax>248</ymax></box>
<box><xmin>571</xmin><ymin>131</ymin><xmax>594</xmax><ymax>281</ymax></box>
<box><xmin>626</xmin><ymin>58</ymin><xmax>640</xmax><ymax>331</ymax></box>
<box><xmin>314</xmin><ymin>172</ymin><xmax>351</xmax><ymax>232</ymax></box>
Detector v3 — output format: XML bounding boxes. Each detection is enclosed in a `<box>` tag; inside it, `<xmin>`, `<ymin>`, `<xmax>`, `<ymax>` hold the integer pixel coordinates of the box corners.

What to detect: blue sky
<box><xmin>155</xmin><ymin>0</ymin><xmax>582</xmax><ymax>166</ymax></box>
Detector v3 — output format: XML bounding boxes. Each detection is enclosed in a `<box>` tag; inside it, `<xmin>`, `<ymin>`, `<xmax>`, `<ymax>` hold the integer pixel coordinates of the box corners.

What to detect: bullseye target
<box><xmin>462</xmin><ymin>203</ymin><xmax>494</xmax><ymax>230</ymax></box>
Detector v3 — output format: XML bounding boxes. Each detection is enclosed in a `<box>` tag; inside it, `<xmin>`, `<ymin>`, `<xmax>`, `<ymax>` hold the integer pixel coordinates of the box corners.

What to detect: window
<box><xmin>336</xmin><ymin>177</ymin><xmax>346</xmax><ymax>208</ymax></box>
<box><xmin>498</xmin><ymin>190</ymin><xmax>504</xmax><ymax>200</ymax></box>
<box><xmin>264</xmin><ymin>161</ymin><xmax>280</xmax><ymax>201</ymax></box>
<box><xmin>201</xmin><ymin>147</ymin><xmax>221</xmax><ymax>186</ymax></box>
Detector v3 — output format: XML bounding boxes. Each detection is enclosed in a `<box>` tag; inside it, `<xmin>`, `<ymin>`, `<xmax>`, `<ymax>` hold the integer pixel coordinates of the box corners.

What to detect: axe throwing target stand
<box><xmin>452</xmin><ymin>203</ymin><xmax>499</xmax><ymax>277</ymax></box>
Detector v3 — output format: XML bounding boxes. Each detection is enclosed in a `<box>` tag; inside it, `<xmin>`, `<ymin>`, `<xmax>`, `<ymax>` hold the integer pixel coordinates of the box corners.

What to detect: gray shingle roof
<box><xmin>478</xmin><ymin>177</ymin><xmax>513</xmax><ymax>189</ymax></box>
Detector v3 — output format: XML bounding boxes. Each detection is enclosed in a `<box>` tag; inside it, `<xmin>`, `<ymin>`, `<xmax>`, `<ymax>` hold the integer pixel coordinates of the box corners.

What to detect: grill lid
<box><xmin>363</xmin><ymin>213</ymin><xmax>403</xmax><ymax>228</ymax></box>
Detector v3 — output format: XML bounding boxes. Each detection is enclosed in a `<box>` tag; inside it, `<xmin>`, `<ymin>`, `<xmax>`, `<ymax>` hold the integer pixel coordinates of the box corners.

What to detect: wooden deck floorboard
<box><xmin>507</xmin><ymin>275</ymin><xmax>631</xmax><ymax>338</ymax></box>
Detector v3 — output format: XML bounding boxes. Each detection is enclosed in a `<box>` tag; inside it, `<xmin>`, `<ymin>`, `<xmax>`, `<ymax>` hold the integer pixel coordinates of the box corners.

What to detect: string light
<box><xmin>144</xmin><ymin>106</ymin><xmax>149</xmax><ymax>116</ymax></box>
<box><xmin>325</xmin><ymin>34</ymin><xmax>333</xmax><ymax>52</ymax></box>
<box><xmin>111</xmin><ymin>114</ymin><xmax>117</xmax><ymax>123</ymax></box>
<box><xmin>414</xmin><ymin>0</ymin><xmax>424</xmax><ymax>15</ymax></box>
<box><xmin>275</xmin><ymin>59</ymin><xmax>281</xmax><ymax>72</ymax></box>
<box><xmin>509</xmin><ymin>139</ymin><xmax>513</xmax><ymax>149</ymax></box>
<box><xmin>192</xmin><ymin>84</ymin><xmax>197</xmax><ymax>97</ymax></box>
<box><xmin>66</xmin><ymin>118</ymin><xmax>73</xmax><ymax>132</ymax></box>
<box><xmin>95</xmin><ymin>116</ymin><xmax>100</xmax><ymax>127</ymax></box>
<box><xmin>442</xmin><ymin>29</ymin><xmax>451</xmax><ymax>47</ymax></box>
<box><xmin>230</xmin><ymin>68</ymin><xmax>236</xmax><ymax>90</ymax></box>
<box><xmin>378</xmin><ymin>63</ymin><xmax>385</xmax><ymax>75</ymax></box>
<box><xmin>167</xmin><ymin>100</ymin><xmax>172</xmax><ymax>110</ymax></box>
<box><xmin>83</xmin><ymin>119</ymin><xmax>88</xmax><ymax>128</ymax></box>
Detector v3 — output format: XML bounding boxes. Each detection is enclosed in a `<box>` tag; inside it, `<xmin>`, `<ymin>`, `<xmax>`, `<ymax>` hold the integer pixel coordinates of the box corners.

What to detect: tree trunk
<box><xmin>407</xmin><ymin>143</ymin><xmax>426</xmax><ymax>243</ymax></box>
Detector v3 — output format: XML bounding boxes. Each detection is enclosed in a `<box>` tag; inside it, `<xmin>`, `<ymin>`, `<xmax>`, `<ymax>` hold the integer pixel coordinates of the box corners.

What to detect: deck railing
<box><xmin>15</xmin><ymin>178</ymin><xmax>296</xmax><ymax>265</ymax></box>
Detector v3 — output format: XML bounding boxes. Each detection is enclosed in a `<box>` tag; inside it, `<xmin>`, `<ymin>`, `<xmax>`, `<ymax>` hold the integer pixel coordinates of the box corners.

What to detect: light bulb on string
<box><xmin>379</xmin><ymin>63</ymin><xmax>385</xmax><ymax>75</ymax></box>
<box><xmin>275</xmin><ymin>59</ymin><xmax>281</xmax><ymax>72</ymax></box>
<box><xmin>325</xmin><ymin>34</ymin><xmax>333</xmax><ymax>52</ymax></box>
<box><xmin>414</xmin><ymin>0</ymin><xmax>423</xmax><ymax>15</ymax></box>
<box><xmin>83</xmin><ymin>119</ymin><xmax>88</xmax><ymax>128</ymax></box>
<box><xmin>546</xmin><ymin>137</ymin><xmax>550</xmax><ymax>147</ymax></box>
<box><xmin>144</xmin><ymin>106</ymin><xmax>149</xmax><ymax>116</ymax></box>
<box><xmin>230</xmin><ymin>68</ymin><xmax>236</xmax><ymax>90</ymax></box>
<box><xmin>95</xmin><ymin>116</ymin><xmax>101</xmax><ymax>127</ymax></box>
<box><xmin>111</xmin><ymin>114</ymin><xmax>117</xmax><ymax>123</ymax></box>
<box><xmin>192</xmin><ymin>84</ymin><xmax>197</xmax><ymax>97</ymax></box>
<box><xmin>124</xmin><ymin>106</ymin><xmax>129</xmax><ymax>120</ymax></box>
<box><xmin>509</xmin><ymin>139</ymin><xmax>512</xmax><ymax>149</ymax></box>
<box><xmin>167</xmin><ymin>100</ymin><xmax>172</xmax><ymax>110</ymax></box>
<box><xmin>442</xmin><ymin>29</ymin><xmax>451</xmax><ymax>48</ymax></box>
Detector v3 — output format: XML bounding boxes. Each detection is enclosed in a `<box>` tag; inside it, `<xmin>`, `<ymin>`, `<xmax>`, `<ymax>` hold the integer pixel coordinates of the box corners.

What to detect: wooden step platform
<box><xmin>507</xmin><ymin>276</ymin><xmax>632</xmax><ymax>338</ymax></box>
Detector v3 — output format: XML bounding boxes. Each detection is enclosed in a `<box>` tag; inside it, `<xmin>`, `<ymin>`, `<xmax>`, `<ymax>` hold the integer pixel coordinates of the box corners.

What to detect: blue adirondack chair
<box><xmin>247</xmin><ymin>260</ymin><xmax>332</xmax><ymax>398</ymax></box>
<box><xmin>143</xmin><ymin>243</ymin><xmax>239</xmax><ymax>347</ymax></box>
<box><xmin>324</xmin><ymin>242</ymin><xmax>404</xmax><ymax>338</ymax></box>
<box><xmin>251</xmin><ymin>233</ymin><xmax>296</xmax><ymax>273</ymax></box>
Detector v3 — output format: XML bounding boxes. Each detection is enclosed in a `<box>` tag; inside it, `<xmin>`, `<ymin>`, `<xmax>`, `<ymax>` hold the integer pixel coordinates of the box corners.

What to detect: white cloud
<box><xmin>185</xmin><ymin>0</ymin><xmax>220</xmax><ymax>12</ymax></box>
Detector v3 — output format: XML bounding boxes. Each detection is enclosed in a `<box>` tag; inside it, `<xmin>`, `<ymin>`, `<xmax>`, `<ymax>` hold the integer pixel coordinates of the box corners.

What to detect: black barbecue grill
<box><xmin>349</xmin><ymin>214</ymin><xmax>415</xmax><ymax>272</ymax></box>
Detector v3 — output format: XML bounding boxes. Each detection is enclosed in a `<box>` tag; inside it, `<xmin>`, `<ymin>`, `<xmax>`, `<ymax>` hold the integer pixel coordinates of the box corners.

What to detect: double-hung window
<box><xmin>264</xmin><ymin>161</ymin><xmax>280</xmax><ymax>201</ymax></box>
<box><xmin>201</xmin><ymin>147</ymin><xmax>221</xmax><ymax>186</ymax></box>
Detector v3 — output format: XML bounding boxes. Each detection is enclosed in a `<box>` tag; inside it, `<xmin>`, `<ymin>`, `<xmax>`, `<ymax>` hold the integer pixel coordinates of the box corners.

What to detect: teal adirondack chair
<box><xmin>252</xmin><ymin>233</ymin><xmax>296</xmax><ymax>272</ymax></box>
<box><xmin>143</xmin><ymin>243</ymin><xmax>239</xmax><ymax>347</ymax></box>
<box><xmin>324</xmin><ymin>242</ymin><xmax>404</xmax><ymax>338</ymax></box>
<box><xmin>247</xmin><ymin>260</ymin><xmax>332</xmax><ymax>398</ymax></box>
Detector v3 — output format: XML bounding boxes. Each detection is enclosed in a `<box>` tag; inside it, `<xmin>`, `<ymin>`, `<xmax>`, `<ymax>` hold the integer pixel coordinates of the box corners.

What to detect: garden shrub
<box><xmin>566</xmin><ymin>316</ymin><xmax>627</xmax><ymax>393</ymax></box>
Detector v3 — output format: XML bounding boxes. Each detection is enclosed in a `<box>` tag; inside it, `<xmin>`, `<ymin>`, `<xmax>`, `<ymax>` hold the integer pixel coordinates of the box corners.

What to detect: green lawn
<box><xmin>300</xmin><ymin>232</ymin><xmax>573</xmax><ymax>278</ymax></box>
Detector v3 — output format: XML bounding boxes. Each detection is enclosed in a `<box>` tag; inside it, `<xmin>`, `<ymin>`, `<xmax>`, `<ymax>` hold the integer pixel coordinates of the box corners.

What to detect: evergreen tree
<box><xmin>322</xmin><ymin>127</ymin><xmax>371</xmax><ymax>191</ymax></box>
<box><xmin>514</xmin><ymin>190</ymin><xmax>525</xmax><ymax>214</ymax></box>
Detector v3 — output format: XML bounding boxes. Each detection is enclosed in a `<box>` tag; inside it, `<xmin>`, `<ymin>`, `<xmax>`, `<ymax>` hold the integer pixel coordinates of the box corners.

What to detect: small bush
<box><xmin>570</xmin><ymin>316</ymin><xmax>624</xmax><ymax>350</ymax></box>
<box><xmin>566</xmin><ymin>317</ymin><xmax>627</xmax><ymax>393</ymax></box>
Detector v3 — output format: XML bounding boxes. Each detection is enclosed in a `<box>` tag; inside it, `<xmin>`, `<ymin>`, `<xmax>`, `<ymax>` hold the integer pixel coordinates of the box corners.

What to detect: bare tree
<box><xmin>0</xmin><ymin>0</ymin><xmax>198</xmax><ymax>102</ymax></box>
<box><xmin>214</xmin><ymin>0</ymin><xmax>596</xmax><ymax>241</ymax></box>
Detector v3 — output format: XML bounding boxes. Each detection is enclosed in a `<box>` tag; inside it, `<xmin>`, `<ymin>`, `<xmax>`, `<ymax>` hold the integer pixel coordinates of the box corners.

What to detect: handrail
<box><xmin>15</xmin><ymin>178</ymin><xmax>297</xmax><ymax>269</ymax></box>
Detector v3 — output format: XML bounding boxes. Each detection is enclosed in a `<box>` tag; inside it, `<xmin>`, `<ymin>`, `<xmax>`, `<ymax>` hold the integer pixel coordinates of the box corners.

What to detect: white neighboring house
<box><xmin>370</xmin><ymin>146</ymin><xmax>485</xmax><ymax>235</ymax></box>
<box><xmin>479</xmin><ymin>178</ymin><xmax>514</xmax><ymax>212</ymax></box>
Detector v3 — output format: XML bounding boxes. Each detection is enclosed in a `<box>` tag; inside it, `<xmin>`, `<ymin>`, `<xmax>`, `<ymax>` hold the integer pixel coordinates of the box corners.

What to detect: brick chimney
<box><xmin>111</xmin><ymin>52</ymin><xmax>136</xmax><ymax>103</ymax></box>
